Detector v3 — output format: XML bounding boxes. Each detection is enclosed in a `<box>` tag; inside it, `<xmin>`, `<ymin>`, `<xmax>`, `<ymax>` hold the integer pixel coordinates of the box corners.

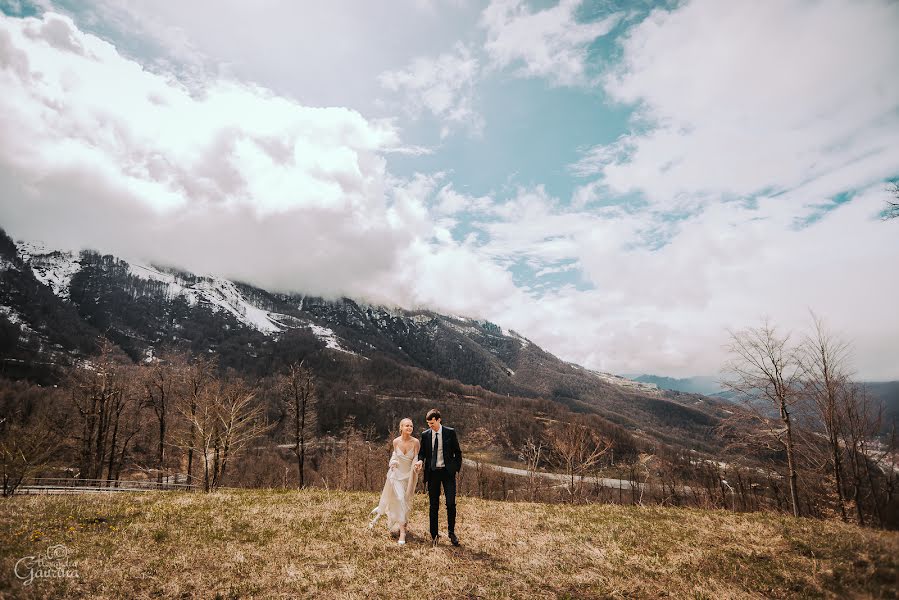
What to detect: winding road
<box><xmin>462</xmin><ymin>458</ymin><xmax>644</xmax><ymax>491</ymax></box>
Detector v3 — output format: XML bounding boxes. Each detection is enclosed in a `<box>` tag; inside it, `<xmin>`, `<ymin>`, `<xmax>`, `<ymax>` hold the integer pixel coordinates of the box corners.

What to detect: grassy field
<box><xmin>1</xmin><ymin>488</ymin><xmax>897</xmax><ymax>599</ymax></box>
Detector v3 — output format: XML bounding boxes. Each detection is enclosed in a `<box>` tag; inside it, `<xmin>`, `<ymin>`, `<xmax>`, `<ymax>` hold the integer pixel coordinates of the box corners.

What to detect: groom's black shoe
<box><xmin>449</xmin><ymin>533</ymin><xmax>460</xmax><ymax>547</ymax></box>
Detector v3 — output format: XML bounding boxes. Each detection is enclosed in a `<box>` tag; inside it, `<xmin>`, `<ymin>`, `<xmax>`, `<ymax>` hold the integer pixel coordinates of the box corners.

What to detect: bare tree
<box><xmin>214</xmin><ymin>379</ymin><xmax>272</xmax><ymax>488</ymax></box>
<box><xmin>841</xmin><ymin>384</ymin><xmax>884</xmax><ymax>526</ymax></box>
<box><xmin>182</xmin><ymin>383</ymin><xmax>217</xmax><ymax>492</ymax></box>
<box><xmin>630</xmin><ymin>452</ymin><xmax>654</xmax><ymax>506</ymax></box>
<box><xmin>799</xmin><ymin>312</ymin><xmax>852</xmax><ymax>520</ymax></box>
<box><xmin>104</xmin><ymin>364</ymin><xmax>144</xmax><ymax>483</ymax></box>
<box><xmin>180</xmin><ymin>355</ymin><xmax>215</xmax><ymax>487</ymax></box>
<box><xmin>341</xmin><ymin>415</ymin><xmax>361</xmax><ymax>490</ymax></box>
<box><xmin>464</xmin><ymin>427</ymin><xmax>498</xmax><ymax>499</ymax></box>
<box><xmin>0</xmin><ymin>407</ymin><xmax>66</xmax><ymax>496</ymax></box>
<box><xmin>183</xmin><ymin>377</ymin><xmax>270</xmax><ymax>491</ymax></box>
<box><xmin>547</xmin><ymin>419</ymin><xmax>612</xmax><ymax>501</ymax></box>
<box><xmin>724</xmin><ymin>321</ymin><xmax>805</xmax><ymax>517</ymax></box>
<box><xmin>362</xmin><ymin>423</ymin><xmax>381</xmax><ymax>491</ymax></box>
<box><xmin>881</xmin><ymin>425</ymin><xmax>898</xmax><ymax>510</ymax></box>
<box><xmin>518</xmin><ymin>436</ymin><xmax>544</xmax><ymax>501</ymax></box>
<box><xmin>67</xmin><ymin>340</ymin><xmax>130</xmax><ymax>483</ymax></box>
<box><xmin>277</xmin><ymin>362</ymin><xmax>318</xmax><ymax>488</ymax></box>
<box><xmin>142</xmin><ymin>353</ymin><xmax>183</xmax><ymax>484</ymax></box>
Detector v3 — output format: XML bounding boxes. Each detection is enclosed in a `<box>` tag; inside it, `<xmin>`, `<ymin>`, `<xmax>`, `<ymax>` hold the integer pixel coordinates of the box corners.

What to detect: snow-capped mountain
<box><xmin>124</xmin><ymin>261</ymin><xmax>354</xmax><ymax>352</ymax></box>
<box><xmin>0</xmin><ymin>229</ymin><xmax>734</xmax><ymax>450</ymax></box>
<box><xmin>9</xmin><ymin>242</ymin><xmax>356</xmax><ymax>355</ymax></box>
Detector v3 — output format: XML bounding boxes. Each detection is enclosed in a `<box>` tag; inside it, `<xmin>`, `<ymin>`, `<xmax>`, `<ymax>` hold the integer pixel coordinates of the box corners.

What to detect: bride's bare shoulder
<box><xmin>392</xmin><ymin>436</ymin><xmax>402</xmax><ymax>446</ymax></box>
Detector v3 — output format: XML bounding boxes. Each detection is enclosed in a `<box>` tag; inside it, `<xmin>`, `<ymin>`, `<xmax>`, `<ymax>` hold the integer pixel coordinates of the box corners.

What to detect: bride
<box><xmin>369</xmin><ymin>417</ymin><xmax>422</xmax><ymax>544</ymax></box>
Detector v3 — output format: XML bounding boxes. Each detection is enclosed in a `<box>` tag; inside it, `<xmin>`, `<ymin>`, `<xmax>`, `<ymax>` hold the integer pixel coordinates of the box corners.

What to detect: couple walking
<box><xmin>369</xmin><ymin>409</ymin><xmax>463</xmax><ymax>546</ymax></box>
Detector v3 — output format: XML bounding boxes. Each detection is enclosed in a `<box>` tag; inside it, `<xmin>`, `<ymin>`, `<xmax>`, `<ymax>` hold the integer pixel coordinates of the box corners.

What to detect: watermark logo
<box><xmin>14</xmin><ymin>544</ymin><xmax>80</xmax><ymax>587</ymax></box>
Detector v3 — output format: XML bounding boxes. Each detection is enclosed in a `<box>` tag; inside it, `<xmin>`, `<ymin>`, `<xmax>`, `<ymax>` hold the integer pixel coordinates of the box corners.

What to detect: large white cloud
<box><xmin>535</xmin><ymin>0</ymin><xmax>899</xmax><ymax>378</ymax></box>
<box><xmin>0</xmin><ymin>13</ymin><xmax>399</xmax><ymax>213</ymax></box>
<box><xmin>47</xmin><ymin>0</ymin><xmax>483</xmax><ymax>112</ymax></box>
<box><xmin>0</xmin><ymin>11</ymin><xmax>520</xmax><ymax>311</ymax></box>
<box><xmin>485</xmin><ymin>185</ymin><xmax>899</xmax><ymax>380</ymax></box>
<box><xmin>578</xmin><ymin>0</ymin><xmax>899</xmax><ymax>205</ymax></box>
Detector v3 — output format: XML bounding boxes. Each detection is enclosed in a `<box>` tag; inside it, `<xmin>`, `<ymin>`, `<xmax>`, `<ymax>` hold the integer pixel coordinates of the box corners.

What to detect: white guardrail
<box><xmin>13</xmin><ymin>477</ymin><xmax>199</xmax><ymax>494</ymax></box>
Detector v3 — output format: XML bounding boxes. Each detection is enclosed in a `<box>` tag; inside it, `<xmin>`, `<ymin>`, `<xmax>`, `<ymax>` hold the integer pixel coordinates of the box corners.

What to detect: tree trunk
<box><xmin>782</xmin><ymin>405</ymin><xmax>801</xmax><ymax>518</ymax></box>
<box><xmin>106</xmin><ymin>402</ymin><xmax>121</xmax><ymax>482</ymax></box>
<box><xmin>299</xmin><ymin>439</ymin><xmax>306</xmax><ymax>488</ymax></box>
<box><xmin>860</xmin><ymin>440</ymin><xmax>884</xmax><ymax>527</ymax></box>
<box><xmin>186</xmin><ymin>400</ymin><xmax>197</xmax><ymax>487</ymax></box>
<box><xmin>829</xmin><ymin>430</ymin><xmax>847</xmax><ymax>521</ymax></box>
<box><xmin>157</xmin><ymin>403</ymin><xmax>166</xmax><ymax>485</ymax></box>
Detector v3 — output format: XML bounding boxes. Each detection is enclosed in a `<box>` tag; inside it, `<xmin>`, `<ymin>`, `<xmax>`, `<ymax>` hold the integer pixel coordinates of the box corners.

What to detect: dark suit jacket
<box><xmin>418</xmin><ymin>426</ymin><xmax>462</xmax><ymax>482</ymax></box>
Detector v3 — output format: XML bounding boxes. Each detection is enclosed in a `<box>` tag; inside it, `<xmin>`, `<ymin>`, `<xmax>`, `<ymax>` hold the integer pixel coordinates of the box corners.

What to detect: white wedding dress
<box><xmin>369</xmin><ymin>445</ymin><xmax>419</xmax><ymax>533</ymax></box>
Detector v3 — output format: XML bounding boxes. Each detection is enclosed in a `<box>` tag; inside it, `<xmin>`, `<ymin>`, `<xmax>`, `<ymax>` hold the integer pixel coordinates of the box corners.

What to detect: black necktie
<box><xmin>431</xmin><ymin>431</ymin><xmax>439</xmax><ymax>469</ymax></box>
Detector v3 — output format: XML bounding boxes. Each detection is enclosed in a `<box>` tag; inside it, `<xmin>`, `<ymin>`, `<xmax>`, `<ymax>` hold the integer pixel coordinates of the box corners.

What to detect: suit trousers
<box><xmin>426</xmin><ymin>467</ymin><xmax>456</xmax><ymax>538</ymax></box>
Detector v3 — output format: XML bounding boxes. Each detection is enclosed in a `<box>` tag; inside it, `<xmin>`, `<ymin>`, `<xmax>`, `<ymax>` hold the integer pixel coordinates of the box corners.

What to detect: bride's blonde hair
<box><xmin>398</xmin><ymin>417</ymin><xmax>413</xmax><ymax>436</ymax></box>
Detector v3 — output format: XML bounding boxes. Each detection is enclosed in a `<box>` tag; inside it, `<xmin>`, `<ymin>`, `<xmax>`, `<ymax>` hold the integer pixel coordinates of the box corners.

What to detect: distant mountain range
<box><xmin>0</xmin><ymin>228</ymin><xmax>741</xmax><ymax>456</ymax></box>
<box><xmin>629</xmin><ymin>376</ymin><xmax>898</xmax><ymax>435</ymax></box>
<box><xmin>627</xmin><ymin>374</ymin><xmax>725</xmax><ymax>396</ymax></box>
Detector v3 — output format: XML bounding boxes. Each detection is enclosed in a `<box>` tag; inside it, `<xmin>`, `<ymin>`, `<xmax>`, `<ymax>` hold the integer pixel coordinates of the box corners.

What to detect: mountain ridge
<box><xmin>0</xmin><ymin>229</ymin><xmax>740</xmax><ymax>457</ymax></box>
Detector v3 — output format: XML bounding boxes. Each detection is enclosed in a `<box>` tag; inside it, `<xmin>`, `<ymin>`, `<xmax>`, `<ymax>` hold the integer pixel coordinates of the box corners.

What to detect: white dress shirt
<box><xmin>432</xmin><ymin>425</ymin><xmax>445</xmax><ymax>468</ymax></box>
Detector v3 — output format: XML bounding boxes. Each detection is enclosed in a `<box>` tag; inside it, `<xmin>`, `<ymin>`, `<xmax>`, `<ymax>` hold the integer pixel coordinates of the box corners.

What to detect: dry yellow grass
<box><xmin>1</xmin><ymin>488</ymin><xmax>897</xmax><ymax>599</ymax></box>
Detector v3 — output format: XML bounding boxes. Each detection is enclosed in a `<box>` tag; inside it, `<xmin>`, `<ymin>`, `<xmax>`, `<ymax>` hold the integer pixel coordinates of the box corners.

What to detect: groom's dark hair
<box><xmin>426</xmin><ymin>409</ymin><xmax>441</xmax><ymax>421</ymax></box>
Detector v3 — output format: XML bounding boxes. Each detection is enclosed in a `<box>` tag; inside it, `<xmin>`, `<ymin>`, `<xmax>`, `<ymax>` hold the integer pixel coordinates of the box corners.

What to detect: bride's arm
<box><xmin>388</xmin><ymin>439</ymin><xmax>399</xmax><ymax>471</ymax></box>
<box><xmin>412</xmin><ymin>438</ymin><xmax>423</xmax><ymax>471</ymax></box>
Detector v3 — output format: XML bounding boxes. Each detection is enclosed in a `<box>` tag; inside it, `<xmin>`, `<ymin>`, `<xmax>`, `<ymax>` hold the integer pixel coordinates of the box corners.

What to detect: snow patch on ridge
<box><xmin>127</xmin><ymin>263</ymin><xmax>284</xmax><ymax>334</ymax></box>
<box><xmin>127</xmin><ymin>263</ymin><xmax>356</xmax><ymax>347</ymax></box>
<box><xmin>0</xmin><ymin>304</ymin><xmax>39</xmax><ymax>338</ymax></box>
<box><xmin>16</xmin><ymin>242</ymin><xmax>81</xmax><ymax>299</ymax></box>
<box><xmin>0</xmin><ymin>304</ymin><xmax>24</xmax><ymax>325</ymax></box>
<box><xmin>308</xmin><ymin>324</ymin><xmax>356</xmax><ymax>355</ymax></box>
<box><xmin>197</xmin><ymin>278</ymin><xmax>283</xmax><ymax>335</ymax></box>
<box><xmin>506</xmin><ymin>329</ymin><xmax>531</xmax><ymax>348</ymax></box>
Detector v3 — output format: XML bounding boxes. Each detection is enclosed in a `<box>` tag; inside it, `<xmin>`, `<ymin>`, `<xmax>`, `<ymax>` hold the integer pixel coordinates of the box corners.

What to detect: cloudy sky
<box><xmin>1</xmin><ymin>0</ymin><xmax>898</xmax><ymax>379</ymax></box>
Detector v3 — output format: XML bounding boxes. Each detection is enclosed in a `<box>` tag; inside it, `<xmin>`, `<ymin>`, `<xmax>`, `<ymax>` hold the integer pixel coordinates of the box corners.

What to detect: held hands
<box><xmin>413</xmin><ymin>460</ymin><xmax>423</xmax><ymax>472</ymax></box>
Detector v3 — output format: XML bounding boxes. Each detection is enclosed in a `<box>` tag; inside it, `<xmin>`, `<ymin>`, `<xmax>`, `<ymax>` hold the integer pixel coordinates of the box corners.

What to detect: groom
<box><xmin>418</xmin><ymin>408</ymin><xmax>462</xmax><ymax>546</ymax></box>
